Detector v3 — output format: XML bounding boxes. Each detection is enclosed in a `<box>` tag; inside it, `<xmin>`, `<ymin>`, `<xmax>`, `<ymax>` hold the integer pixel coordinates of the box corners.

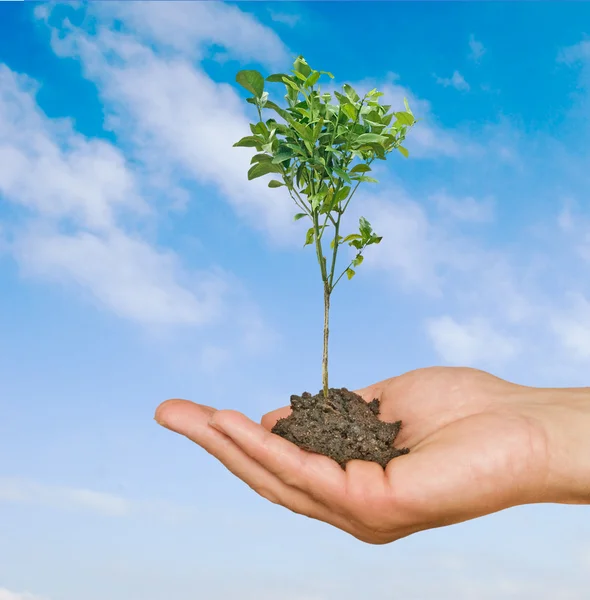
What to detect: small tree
<box><xmin>234</xmin><ymin>56</ymin><xmax>416</xmax><ymax>399</ymax></box>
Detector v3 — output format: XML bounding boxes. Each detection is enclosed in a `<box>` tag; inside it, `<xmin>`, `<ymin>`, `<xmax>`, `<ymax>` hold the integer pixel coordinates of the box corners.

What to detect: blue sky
<box><xmin>1</xmin><ymin>2</ymin><xmax>590</xmax><ymax>599</ymax></box>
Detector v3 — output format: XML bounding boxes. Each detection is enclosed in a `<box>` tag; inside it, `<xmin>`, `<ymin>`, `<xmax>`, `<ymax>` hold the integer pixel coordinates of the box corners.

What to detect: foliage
<box><xmin>234</xmin><ymin>56</ymin><xmax>417</xmax><ymax>396</ymax></box>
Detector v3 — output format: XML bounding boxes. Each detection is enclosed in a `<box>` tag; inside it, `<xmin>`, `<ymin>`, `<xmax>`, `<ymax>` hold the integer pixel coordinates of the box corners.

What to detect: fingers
<box><xmin>353</xmin><ymin>382</ymin><xmax>384</xmax><ymax>403</ymax></box>
<box><xmin>260</xmin><ymin>406</ymin><xmax>291</xmax><ymax>430</ymax></box>
<box><xmin>154</xmin><ymin>400</ymin><xmax>341</xmax><ymax>526</ymax></box>
<box><xmin>210</xmin><ymin>409</ymin><xmax>346</xmax><ymax>506</ymax></box>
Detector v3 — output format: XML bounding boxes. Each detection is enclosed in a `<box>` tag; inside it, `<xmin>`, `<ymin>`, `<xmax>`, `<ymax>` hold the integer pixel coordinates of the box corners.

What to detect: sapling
<box><xmin>234</xmin><ymin>56</ymin><xmax>417</xmax><ymax>468</ymax></box>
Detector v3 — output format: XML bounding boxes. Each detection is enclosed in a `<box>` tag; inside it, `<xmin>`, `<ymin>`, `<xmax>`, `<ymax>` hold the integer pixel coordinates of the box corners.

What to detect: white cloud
<box><xmin>0</xmin><ymin>477</ymin><xmax>201</xmax><ymax>524</ymax></box>
<box><xmin>435</xmin><ymin>70</ymin><xmax>471</xmax><ymax>91</ymax></box>
<box><xmin>426</xmin><ymin>316</ymin><xmax>519</xmax><ymax>366</ymax></box>
<box><xmin>469</xmin><ymin>34</ymin><xmax>486</xmax><ymax>61</ymax></box>
<box><xmin>352</xmin><ymin>188</ymin><xmax>476</xmax><ymax>294</ymax></box>
<box><xmin>49</xmin><ymin>1</ymin><xmax>290</xmax><ymax>68</ymax></box>
<box><xmin>0</xmin><ymin>591</ymin><xmax>47</xmax><ymax>600</ymax></box>
<box><xmin>349</xmin><ymin>72</ymin><xmax>468</xmax><ymax>158</ymax></box>
<box><xmin>0</xmin><ymin>66</ymin><xmax>144</xmax><ymax>231</ymax></box>
<box><xmin>430</xmin><ymin>192</ymin><xmax>495</xmax><ymax>222</ymax></box>
<box><xmin>14</xmin><ymin>227</ymin><xmax>225</xmax><ymax>325</ymax></box>
<box><xmin>0</xmin><ymin>477</ymin><xmax>131</xmax><ymax>517</ymax></box>
<box><xmin>557</xmin><ymin>201</ymin><xmax>590</xmax><ymax>262</ymax></box>
<box><xmin>0</xmin><ymin>64</ymin><xmax>227</xmax><ymax>326</ymax></box>
<box><xmin>558</xmin><ymin>40</ymin><xmax>590</xmax><ymax>65</ymax></box>
<box><xmin>551</xmin><ymin>293</ymin><xmax>590</xmax><ymax>360</ymax></box>
<box><xmin>268</xmin><ymin>10</ymin><xmax>301</xmax><ymax>27</ymax></box>
<box><xmin>40</xmin><ymin>3</ymin><xmax>297</xmax><ymax>246</ymax></box>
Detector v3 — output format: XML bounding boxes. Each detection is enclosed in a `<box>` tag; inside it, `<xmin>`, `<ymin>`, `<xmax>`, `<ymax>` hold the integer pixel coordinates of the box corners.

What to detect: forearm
<box><xmin>534</xmin><ymin>386</ymin><xmax>590</xmax><ymax>504</ymax></box>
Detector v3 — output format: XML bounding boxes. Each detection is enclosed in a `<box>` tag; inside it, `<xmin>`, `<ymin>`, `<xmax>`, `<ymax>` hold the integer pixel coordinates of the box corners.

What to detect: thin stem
<box><xmin>322</xmin><ymin>283</ymin><xmax>330</xmax><ymax>398</ymax></box>
<box><xmin>328</xmin><ymin>214</ymin><xmax>342</xmax><ymax>290</ymax></box>
<box><xmin>332</xmin><ymin>241</ymin><xmax>369</xmax><ymax>290</ymax></box>
<box><xmin>312</xmin><ymin>211</ymin><xmax>330</xmax><ymax>398</ymax></box>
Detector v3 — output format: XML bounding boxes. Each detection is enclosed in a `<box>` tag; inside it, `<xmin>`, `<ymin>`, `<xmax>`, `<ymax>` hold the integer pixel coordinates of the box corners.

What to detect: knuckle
<box><xmin>253</xmin><ymin>484</ymin><xmax>281</xmax><ymax>505</ymax></box>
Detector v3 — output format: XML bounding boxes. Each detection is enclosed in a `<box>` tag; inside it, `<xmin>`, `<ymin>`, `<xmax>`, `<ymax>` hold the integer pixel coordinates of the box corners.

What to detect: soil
<box><xmin>271</xmin><ymin>387</ymin><xmax>409</xmax><ymax>469</ymax></box>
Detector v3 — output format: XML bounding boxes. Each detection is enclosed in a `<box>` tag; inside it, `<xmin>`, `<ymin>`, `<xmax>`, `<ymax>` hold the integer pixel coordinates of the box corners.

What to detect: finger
<box><xmin>210</xmin><ymin>409</ymin><xmax>346</xmax><ymax>506</ymax></box>
<box><xmin>260</xmin><ymin>406</ymin><xmax>291</xmax><ymax>430</ymax></box>
<box><xmin>353</xmin><ymin>382</ymin><xmax>384</xmax><ymax>403</ymax></box>
<box><xmin>155</xmin><ymin>400</ymin><xmax>344</xmax><ymax>526</ymax></box>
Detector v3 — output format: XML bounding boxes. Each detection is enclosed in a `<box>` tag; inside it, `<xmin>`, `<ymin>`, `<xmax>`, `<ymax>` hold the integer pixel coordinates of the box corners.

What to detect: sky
<box><xmin>1</xmin><ymin>1</ymin><xmax>590</xmax><ymax>599</ymax></box>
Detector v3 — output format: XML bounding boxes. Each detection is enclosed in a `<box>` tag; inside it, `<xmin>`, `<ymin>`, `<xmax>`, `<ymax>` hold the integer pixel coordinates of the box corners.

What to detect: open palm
<box><xmin>155</xmin><ymin>367</ymin><xmax>553</xmax><ymax>544</ymax></box>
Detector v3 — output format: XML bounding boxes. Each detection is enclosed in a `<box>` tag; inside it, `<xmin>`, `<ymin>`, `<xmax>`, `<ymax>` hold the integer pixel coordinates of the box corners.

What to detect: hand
<box><xmin>154</xmin><ymin>367</ymin><xmax>590</xmax><ymax>544</ymax></box>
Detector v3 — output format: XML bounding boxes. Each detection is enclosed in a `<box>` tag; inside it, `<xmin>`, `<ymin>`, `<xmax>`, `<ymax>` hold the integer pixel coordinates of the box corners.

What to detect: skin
<box><xmin>154</xmin><ymin>366</ymin><xmax>590</xmax><ymax>545</ymax></box>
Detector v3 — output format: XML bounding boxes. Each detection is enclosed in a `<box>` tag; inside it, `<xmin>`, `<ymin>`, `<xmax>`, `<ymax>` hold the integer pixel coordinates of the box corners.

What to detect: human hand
<box><xmin>154</xmin><ymin>367</ymin><xmax>590</xmax><ymax>544</ymax></box>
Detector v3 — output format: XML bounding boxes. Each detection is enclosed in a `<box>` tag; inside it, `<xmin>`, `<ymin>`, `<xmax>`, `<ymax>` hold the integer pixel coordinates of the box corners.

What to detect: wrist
<box><xmin>531</xmin><ymin>386</ymin><xmax>590</xmax><ymax>504</ymax></box>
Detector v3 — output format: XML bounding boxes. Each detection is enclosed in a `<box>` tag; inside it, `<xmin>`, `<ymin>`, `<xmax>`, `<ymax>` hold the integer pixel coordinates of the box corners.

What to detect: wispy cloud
<box><xmin>430</xmin><ymin>192</ymin><xmax>495</xmax><ymax>223</ymax></box>
<box><xmin>268</xmin><ymin>9</ymin><xmax>301</xmax><ymax>27</ymax></box>
<box><xmin>347</xmin><ymin>72</ymin><xmax>471</xmax><ymax>158</ymax></box>
<box><xmin>0</xmin><ymin>476</ymin><xmax>202</xmax><ymax>524</ymax></box>
<box><xmin>0</xmin><ymin>477</ymin><xmax>131</xmax><ymax>517</ymax></box>
<box><xmin>551</xmin><ymin>293</ymin><xmax>590</xmax><ymax>360</ymax></box>
<box><xmin>0</xmin><ymin>65</ymin><xmax>226</xmax><ymax>326</ymax></box>
<box><xmin>39</xmin><ymin>2</ymin><xmax>298</xmax><ymax>246</ymax></box>
<box><xmin>558</xmin><ymin>39</ymin><xmax>590</xmax><ymax>65</ymax></box>
<box><xmin>426</xmin><ymin>315</ymin><xmax>519</xmax><ymax>366</ymax></box>
<box><xmin>435</xmin><ymin>71</ymin><xmax>470</xmax><ymax>91</ymax></box>
<box><xmin>469</xmin><ymin>34</ymin><xmax>486</xmax><ymax>61</ymax></box>
<box><xmin>0</xmin><ymin>590</ymin><xmax>47</xmax><ymax>600</ymax></box>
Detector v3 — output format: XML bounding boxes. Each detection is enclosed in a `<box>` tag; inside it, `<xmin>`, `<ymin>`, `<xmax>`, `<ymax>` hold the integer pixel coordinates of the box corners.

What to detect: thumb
<box><xmin>261</xmin><ymin>406</ymin><xmax>291</xmax><ymax>430</ymax></box>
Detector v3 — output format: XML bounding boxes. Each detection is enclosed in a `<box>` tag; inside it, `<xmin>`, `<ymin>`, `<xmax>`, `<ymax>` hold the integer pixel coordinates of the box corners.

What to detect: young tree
<box><xmin>235</xmin><ymin>56</ymin><xmax>416</xmax><ymax>399</ymax></box>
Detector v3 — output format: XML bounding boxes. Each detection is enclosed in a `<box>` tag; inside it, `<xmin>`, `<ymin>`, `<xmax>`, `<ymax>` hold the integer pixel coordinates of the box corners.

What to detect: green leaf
<box><xmin>304</xmin><ymin>227</ymin><xmax>315</xmax><ymax>246</ymax></box>
<box><xmin>312</xmin><ymin>117</ymin><xmax>325</xmax><ymax>142</ymax></box>
<box><xmin>342</xmin><ymin>233</ymin><xmax>362</xmax><ymax>243</ymax></box>
<box><xmin>404</xmin><ymin>97</ymin><xmax>412</xmax><ymax>114</ymax></box>
<box><xmin>330</xmin><ymin>235</ymin><xmax>343</xmax><ymax>249</ymax></box>
<box><xmin>233</xmin><ymin>136</ymin><xmax>262</xmax><ymax>148</ymax></box>
<box><xmin>352</xmin><ymin>255</ymin><xmax>364</xmax><ymax>267</ymax></box>
<box><xmin>292</xmin><ymin>70</ymin><xmax>308</xmax><ymax>83</ymax></box>
<box><xmin>346</xmin><ymin>268</ymin><xmax>356</xmax><ymax>280</ymax></box>
<box><xmin>343</xmin><ymin>83</ymin><xmax>360</xmax><ymax>103</ymax></box>
<box><xmin>282</xmin><ymin>77</ymin><xmax>300</xmax><ymax>92</ymax></box>
<box><xmin>247</xmin><ymin>161</ymin><xmax>283</xmax><ymax>180</ymax></box>
<box><xmin>335</xmin><ymin>186</ymin><xmax>351</xmax><ymax>202</ymax></box>
<box><xmin>381</xmin><ymin>112</ymin><xmax>394</xmax><ymax>127</ymax></box>
<box><xmin>371</xmin><ymin>235</ymin><xmax>383</xmax><ymax>244</ymax></box>
<box><xmin>304</xmin><ymin>71</ymin><xmax>320</xmax><ymax>87</ymax></box>
<box><xmin>395</xmin><ymin>112</ymin><xmax>415</xmax><ymax>126</ymax></box>
<box><xmin>309</xmin><ymin>192</ymin><xmax>326</xmax><ymax>211</ymax></box>
<box><xmin>359</xmin><ymin>216</ymin><xmax>373</xmax><ymax>239</ymax></box>
<box><xmin>283</xmin><ymin>143</ymin><xmax>308</xmax><ymax>156</ymax></box>
<box><xmin>367</xmin><ymin>89</ymin><xmax>384</xmax><ymax>99</ymax></box>
<box><xmin>271</xmin><ymin>152</ymin><xmax>294</xmax><ymax>164</ymax></box>
<box><xmin>291</xmin><ymin>121</ymin><xmax>314</xmax><ymax>143</ymax></box>
<box><xmin>333</xmin><ymin>167</ymin><xmax>351</xmax><ymax>183</ymax></box>
<box><xmin>250</xmin><ymin>153</ymin><xmax>272</xmax><ymax>164</ymax></box>
<box><xmin>293</xmin><ymin>212</ymin><xmax>307</xmax><ymax>220</ymax></box>
<box><xmin>262</xmin><ymin>100</ymin><xmax>292</xmax><ymax>121</ymax></box>
<box><xmin>341</xmin><ymin>103</ymin><xmax>357</xmax><ymax>121</ymax></box>
<box><xmin>397</xmin><ymin>146</ymin><xmax>409</xmax><ymax>158</ymax></box>
<box><xmin>267</xmin><ymin>73</ymin><xmax>290</xmax><ymax>83</ymax></box>
<box><xmin>354</xmin><ymin>133</ymin><xmax>387</xmax><ymax>145</ymax></box>
<box><xmin>334</xmin><ymin>91</ymin><xmax>352</xmax><ymax>105</ymax></box>
<box><xmin>268</xmin><ymin>180</ymin><xmax>285</xmax><ymax>188</ymax></box>
<box><xmin>236</xmin><ymin>70</ymin><xmax>264</xmax><ymax>98</ymax></box>
<box><xmin>350</xmin><ymin>163</ymin><xmax>372</xmax><ymax>174</ymax></box>
<box><xmin>293</xmin><ymin>55</ymin><xmax>312</xmax><ymax>78</ymax></box>
<box><xmin>352</xmin><ymin>175</ymin><xmax>379</xmax><ymax>183</ymax></box>
<box><xmin>320</xmin><ymin>71</ymin><xmax>334</xmax><ymax>79</ymax></box>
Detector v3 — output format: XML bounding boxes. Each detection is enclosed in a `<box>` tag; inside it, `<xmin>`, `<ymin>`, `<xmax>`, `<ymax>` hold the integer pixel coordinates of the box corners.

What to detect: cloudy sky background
<box><xmin>1</xmin><ymin>2</ymin><xmax>590</xmax><ymax>599</ymax></box>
